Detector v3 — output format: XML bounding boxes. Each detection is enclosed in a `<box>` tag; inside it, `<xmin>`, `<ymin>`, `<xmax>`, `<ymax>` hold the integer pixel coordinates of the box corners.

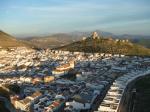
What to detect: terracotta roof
<box><xmin>31</xmin><ymin>91</ymin><xmax>42</xmax><ymax>98</ymax></box>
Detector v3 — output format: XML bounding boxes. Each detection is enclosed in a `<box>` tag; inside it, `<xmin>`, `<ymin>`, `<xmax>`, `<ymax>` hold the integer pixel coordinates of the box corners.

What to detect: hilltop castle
<box><xmin>91</xmin><ymin>32</ymin><xmax>100</xmax><ymax>39</ymax></box>
<box><xmin>82</xmin><ymin>32</ymin><xmax>100</xmax><ymax>41</ymax></box>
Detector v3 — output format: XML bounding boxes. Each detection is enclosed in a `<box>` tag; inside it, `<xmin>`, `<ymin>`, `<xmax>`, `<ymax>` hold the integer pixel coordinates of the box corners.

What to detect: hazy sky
<box><xmin>0</xmin><ymin>0</ymin><xmax>150</xmax><ymax>37</ymax></box>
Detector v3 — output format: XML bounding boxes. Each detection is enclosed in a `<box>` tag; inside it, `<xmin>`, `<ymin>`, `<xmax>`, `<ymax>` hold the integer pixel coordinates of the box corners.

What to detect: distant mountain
<box><xmin>54</xmin><ymin>32</ymin><xmax>150</xmax><ymax>56</ymax></box>
<box><xmin>23</xmin><ymin>33</ymin><xmax>82</xmax><ymax>48</ymax></box>
<box><xmin>0</xmin><ymin>30</ymin><xmax>32</xmax><ymax>48</ymax></box>
<box><xmin>117</xmin><ymin>34</ymin><xmax>150</xmax><ymax>39</ymax></box>
<box><xmin>70</xmin><ymin>30</ymin><xmax>114</xmax><ymax>38</ymax></box>
<box><xmin>22</xmin><ymin>30</ymin><xmax>150</xmax><ymax>48</ymax></box>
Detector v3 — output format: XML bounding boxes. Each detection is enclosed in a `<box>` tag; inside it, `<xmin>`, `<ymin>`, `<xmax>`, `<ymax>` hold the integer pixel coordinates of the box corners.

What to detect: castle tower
<box><xmin>92</xmin><ymin>32</ymin><xmax>98</xmax><ymax>39</ymax></box>
<box><xmin>82</xmin><ymin>37</ymin><xmax>87</xmax><ymax>41</ymax></box>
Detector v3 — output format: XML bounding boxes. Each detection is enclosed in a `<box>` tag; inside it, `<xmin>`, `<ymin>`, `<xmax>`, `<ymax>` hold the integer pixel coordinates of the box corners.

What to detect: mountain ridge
<box><xmin>1</xmin><ymin>30</ymin><xmax>150</xmax><ymax>51</ymax></box>
<box><xmin>21</xmin><ymin>30</ymin><xmax>150</xmax><ymax>48</ymax></box>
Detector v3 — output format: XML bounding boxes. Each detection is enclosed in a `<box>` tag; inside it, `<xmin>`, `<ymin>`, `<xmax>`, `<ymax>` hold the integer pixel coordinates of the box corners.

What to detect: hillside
<box><xmin>55</xmin><ymin>32</ymin><xmax>150</xmax><ymax>56</ymax></box>
<box><xmin>0</xmin><ymin>31</ymin><xmax>32</xmax><ymax>48</ymax></box>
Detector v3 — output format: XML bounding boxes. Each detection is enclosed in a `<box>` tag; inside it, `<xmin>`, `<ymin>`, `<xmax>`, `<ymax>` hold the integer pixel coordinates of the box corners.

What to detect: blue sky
<box><xmin>0</xmin><ymin>0</ymin><xmax>150</xmax><ymax>37</ymax></box>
